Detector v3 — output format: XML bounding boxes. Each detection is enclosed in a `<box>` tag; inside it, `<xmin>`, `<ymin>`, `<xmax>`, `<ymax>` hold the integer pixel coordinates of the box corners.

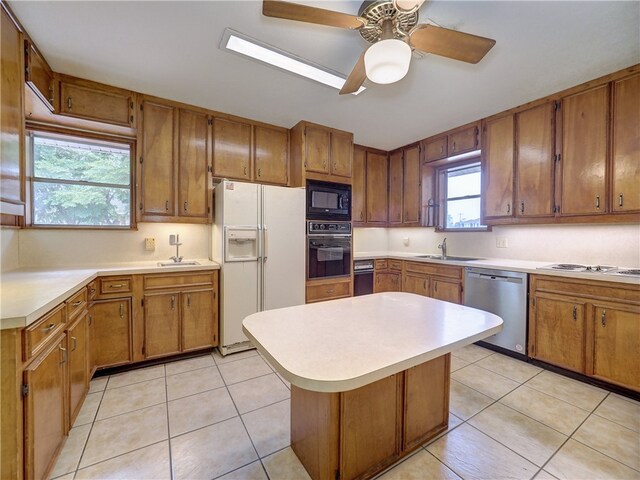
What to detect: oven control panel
<box><xmin>307</xmin><ymin>221</ymin><xmax>352</xmax><ymax>235</ymax></box>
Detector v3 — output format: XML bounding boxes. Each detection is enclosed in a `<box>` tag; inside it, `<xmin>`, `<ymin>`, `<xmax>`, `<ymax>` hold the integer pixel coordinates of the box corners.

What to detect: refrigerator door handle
<box><xmin>263</xmin><ymin>226</ymin><xmax>268</xmax><ymax>262</ymax></box>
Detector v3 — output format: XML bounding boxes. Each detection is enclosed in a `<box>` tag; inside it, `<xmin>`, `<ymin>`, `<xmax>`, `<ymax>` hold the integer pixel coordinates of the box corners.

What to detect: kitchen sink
<box><xmin>414</xmin><ymin>255</ymin><xmax>483</xmax><ymax>262</ymax></box>
<box><xmin>157</xmin><ymin>261</ymin><xmax>201</xmax><ymax>267</ymax></box>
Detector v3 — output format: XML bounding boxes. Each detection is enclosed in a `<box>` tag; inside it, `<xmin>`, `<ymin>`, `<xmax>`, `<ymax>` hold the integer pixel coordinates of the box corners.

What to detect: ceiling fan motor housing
<box><xmin>358</xmin><ymin>0</ymin><xmax>419</xmax><ymax>43</ymax></box>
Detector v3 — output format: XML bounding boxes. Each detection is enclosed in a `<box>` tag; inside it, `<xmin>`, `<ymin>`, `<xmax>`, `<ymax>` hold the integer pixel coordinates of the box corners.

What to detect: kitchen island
<box><xmin>242</xmin><ymin>292</ymin><xmax>503</xmax><ymax>480</ymax></box>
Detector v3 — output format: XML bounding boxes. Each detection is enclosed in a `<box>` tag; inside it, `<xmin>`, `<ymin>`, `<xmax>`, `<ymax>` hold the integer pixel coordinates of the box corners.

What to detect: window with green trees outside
<box><xmin>31</xmin><ymin>134</ymin><xmax>132</xmax><ymax>227</ymax></box>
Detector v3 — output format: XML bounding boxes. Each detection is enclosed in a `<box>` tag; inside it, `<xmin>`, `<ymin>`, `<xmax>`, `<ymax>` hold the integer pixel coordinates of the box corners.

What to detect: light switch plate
<box><xmin>496</xmin><ymin>237</ymin><xmax>508</xmax><ymax>248</ymax></box>
<box><xmin>145</xmin><ymin>238</ymin><xmax>156</xmax><ymax>251</ymax></box>
<box><xmin>403</xmin><ymin>237</ymin><xmax>410</xmax><ymax>246</ymax></box>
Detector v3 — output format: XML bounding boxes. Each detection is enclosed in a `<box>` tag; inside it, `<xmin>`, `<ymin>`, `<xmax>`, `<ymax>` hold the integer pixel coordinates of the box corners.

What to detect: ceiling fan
<box><xmin>262</xmin><ymin>0</ymin><xmax>496</xmax><ymax>94</ymax></box>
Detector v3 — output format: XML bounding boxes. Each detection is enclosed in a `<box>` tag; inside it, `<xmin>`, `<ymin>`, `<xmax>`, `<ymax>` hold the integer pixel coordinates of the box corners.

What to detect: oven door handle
<box><xmin>307</xmin><ymin>234</ymin><xmax>352</xmax><ymax>239</ymax></box>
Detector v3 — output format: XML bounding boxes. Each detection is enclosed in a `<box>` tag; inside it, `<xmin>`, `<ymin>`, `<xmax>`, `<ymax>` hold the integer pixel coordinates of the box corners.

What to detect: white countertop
<box><xmin>243</xmin><ymin>292</ymin><xmax>503</xmax><ymax>393</ymax></box>
<box><xmin>0</xmin><ymin>260</ymin><xmax>220</xmax><ymax>330</ymax></box>
<box><xmin>354</xmin><ymin>251</ymin><xmax>640</xmax><ymax>285</ymax></box>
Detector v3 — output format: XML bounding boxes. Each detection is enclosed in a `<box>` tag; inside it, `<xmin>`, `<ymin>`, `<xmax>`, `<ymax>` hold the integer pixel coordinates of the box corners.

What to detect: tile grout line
<box><xmin>70</xmin><ymin>381</ymin><xmax>108</xmax><ymax>477</ymax></box>
<box><xmin>163</xmin><ymin>364</ymin><xmax>176</xmax><ymax>480</ymax></box>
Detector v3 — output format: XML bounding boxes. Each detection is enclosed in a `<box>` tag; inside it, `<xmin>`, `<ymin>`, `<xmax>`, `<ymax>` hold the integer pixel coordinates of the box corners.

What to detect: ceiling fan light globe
<box><xmin>394</xmin><ymin>0</ymin><xmax>422</xmax><ymax>13</ymax></box>
<box><xmin>364</xmin><ymin>39</ymin><xmax>412</xmax><ymax>85</ymax></box>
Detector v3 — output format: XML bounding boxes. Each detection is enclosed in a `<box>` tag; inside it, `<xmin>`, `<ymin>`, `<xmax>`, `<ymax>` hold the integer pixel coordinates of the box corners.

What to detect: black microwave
<box><xmin>306</xmin><ymin>180</ymin><xmax>351</xmax><ymax>221</ymax></box>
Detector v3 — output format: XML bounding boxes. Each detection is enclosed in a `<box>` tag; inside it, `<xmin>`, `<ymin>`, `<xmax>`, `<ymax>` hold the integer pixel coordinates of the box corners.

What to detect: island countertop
<box><xmin>242</xmin><ymin>292</ymin><xmax>503</xmax><ymax>393</ymax></box>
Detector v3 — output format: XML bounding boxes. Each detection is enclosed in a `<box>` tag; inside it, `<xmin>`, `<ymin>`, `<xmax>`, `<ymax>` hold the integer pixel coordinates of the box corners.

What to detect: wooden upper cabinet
<box><xmin>388</xmin><ymin>150</ymin><xmax>403</xmax><ymax>225</ymax></box>
<box><xmin>305</xmin><ymin>125</ymin><xmax>330</xmax><ymax>174</ymax></box>
<box><xmin>24</xmin><ymin>39</ymin><xmax>54</xmax><ymax>111</ymax></box>
<box><xmin>1</xmin><ymin>6</ymin><xmax>25</xmax><ymax>215</ymax></box>
<box><xmin>140</xmin><ymin>100</ymin><xmax>176</xmax><ymax>216</ymax></box>
<box><xmin>403</xmin><ymin>145</ymin><xmax>421</xmax><ymax>224</ymax></box>
<box><xmin>611</xmin><ymin>74</ymin><xmax>640</xmax><ymax>213</ymax></box>
<box><xmin>483</xmin><ymin>114</ymin><xmax>514</xmax><ymax>219</ymax></box>
<box><xmin>560</xmin><ymin>85</ymin><xmax>609</xmax><ymax>215</ymax></box>
<box><xmin>448</xmin><ymin>124</ymin><xmax>478</xmax><ymax>156</ymax></box>
<box><xmin>352</xmin><ymin>146</ymin><xmax>367</xmax><ymax>224</ymax></box>
<box><xmin>330</xmin><ymin>130</ymin><xmax>353</xmax><ymax>178</ymax></box>
<box><xmin>424</xmin><ymin>136</ymin><xmax>447</xmax><ymax>163</ymax></box>
<box><xmin>58</xmin><ymin>77</ymin><xmax>135</xmax><ymax>127</ymax></box>
<box><xmin>366</xmin><ymin>152</ymin><xmax>388</xmax><ymax>224</ymax></box>
<box><xmin>516</xmin><ymin>103</ymin><xmax>555</xmax><ymax>217</ymax></box>
<box><xmin>254</xmin><ymin>125</ymin><xmax>288</xmax><ymax>185</ymax></box>
<box><xmin>213</xmin><ymin>117</ymin><xmax>252</xmax><ymax>180</ymax></box>
<box><xmin>178</xmin><ymin>109</ymin><xmax>210</xmax><ymax>218</ymax></box>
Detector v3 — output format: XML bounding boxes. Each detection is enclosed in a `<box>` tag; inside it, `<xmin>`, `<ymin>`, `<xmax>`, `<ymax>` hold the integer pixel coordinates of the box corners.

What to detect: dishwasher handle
<box><xmin>467</xmin><ymin>272</ymin><xmax>523</xmax><ymax>284</ymax></box>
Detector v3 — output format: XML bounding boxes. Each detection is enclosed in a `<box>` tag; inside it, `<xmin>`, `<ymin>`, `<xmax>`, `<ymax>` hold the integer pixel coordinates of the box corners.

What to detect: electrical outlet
<box><xmin>496</xmin><ymin>237</ymin><xmax>508</xmax><ymax>248</ymax></box>
<box><xmin>145</xmin><ymin>237</ymin><xmax>156</xmax><ymax>251</ymax></box>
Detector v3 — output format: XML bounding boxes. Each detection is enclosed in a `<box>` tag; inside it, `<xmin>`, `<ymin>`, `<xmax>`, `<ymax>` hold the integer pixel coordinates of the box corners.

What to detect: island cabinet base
<box><xmin>291</xmin><ymin>354</ymin><xmax>450</xmax><ymax>480</ymax></box>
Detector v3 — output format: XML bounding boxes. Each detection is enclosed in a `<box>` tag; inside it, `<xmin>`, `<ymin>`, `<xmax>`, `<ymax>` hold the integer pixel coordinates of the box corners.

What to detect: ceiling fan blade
<box><xmin>409</xmin><ymin>24</ymin><xmax>496</xmax><ymax>64</ymax></box>
<box><xmin>340</xmin><ymin>51</ymin><xmax>367</xmax><ymax>95</ymax></box>
<box><xmin>263</xmin><ymin>1</ymin><xmax>365</xmax><ymax>30</ymax></box>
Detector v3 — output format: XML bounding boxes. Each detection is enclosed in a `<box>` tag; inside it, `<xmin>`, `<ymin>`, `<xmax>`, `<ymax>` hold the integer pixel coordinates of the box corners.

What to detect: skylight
<box><xmin>220</xmin><ymin>28</ymin><xmax>365</xmax><ymax>95</ymax></box>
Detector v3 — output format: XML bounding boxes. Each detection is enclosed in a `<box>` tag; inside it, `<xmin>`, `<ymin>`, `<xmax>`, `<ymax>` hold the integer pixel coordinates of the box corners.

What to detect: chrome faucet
<box><xmin>438</xmin><ymin>237</ymin><xmax>447</xmax><ymax>259</ymax></box>
<box><xmin>169</xmin><ymin>234</ymin><xmax>183</xmax><ymax>263</ymax></box>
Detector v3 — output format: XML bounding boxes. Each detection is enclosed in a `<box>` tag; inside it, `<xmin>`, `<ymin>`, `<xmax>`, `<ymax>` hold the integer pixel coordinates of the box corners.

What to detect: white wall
<box><xmin>356</xmin><ymin>223</ymin><xmax>640</xmax><ymax>267</ymax></box>
<box><xmin>0</xmin><ymin>228</ymin><xmax>20</xmax><ymax>272</ymax></box>
<box><xmin>17</xmin><ymin>223</ymin><xmax>211</xmax><ymax>267</ymax></box>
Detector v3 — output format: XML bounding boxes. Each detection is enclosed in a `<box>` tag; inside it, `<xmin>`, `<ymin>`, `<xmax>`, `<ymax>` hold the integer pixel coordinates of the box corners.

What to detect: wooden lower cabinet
<box><xmin>144</xmin><ymin>292</ymin><xmax>181</xmax><ymax>358</ymax></box>
<box><xmin>291</xmin><ymin>355</ymin><xmax>450</xmax><ymax>480</ymax></box>
<box><xmin>182</xmin><ymin>288</ymin><xmax>217</xmax><ymax>351</ymax></box>
<box><xmin>306</xmin><ymin>278</ymin><xmax>352</xmax><ymax>303</ymax></box>
<box><xmin>401</xmin><ymin>274</ymin><xmax>429</xmax><ymax>296</ymax></box>
<box><xmin>23</xmin><ymin>335</ymin><xmax>67</xmax><ymax>480</ymax></box>
<box><xmin>67</xmin><ymin>311</ymin><xmax>89</xmax><ymax>426</ymax></box>
<box><xmin>402</xmin><ymin>262</ymin><xmax>463</xmax><ymax>305</ymax></box>
<box><xmin>91</xmin><ymin>298</ymin><xmax>133</xmax><ymax>369</ymax></box>
<box><xmin>431</xmin><ymin>278</ymin><xmax>462</xmax><ymax>304</ymax></box>
<box><xmin>374</xmin><ymin>272</ymin><xmax>401</xmax><ymax>293</ymax></box>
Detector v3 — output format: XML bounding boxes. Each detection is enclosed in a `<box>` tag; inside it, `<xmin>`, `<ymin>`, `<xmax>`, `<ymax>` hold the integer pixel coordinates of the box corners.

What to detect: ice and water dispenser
<box><xmin>224</xmin><ymin>227</ymin><xmax>259</xmax><ymax>262</ymax></box>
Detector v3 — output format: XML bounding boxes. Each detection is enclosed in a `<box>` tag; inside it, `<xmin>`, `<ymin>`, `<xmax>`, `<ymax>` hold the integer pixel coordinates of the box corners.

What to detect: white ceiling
<box><xmin>10</xmin><ymin>1</ymin><xmax>640</xmax><ymax>151</ymax></box>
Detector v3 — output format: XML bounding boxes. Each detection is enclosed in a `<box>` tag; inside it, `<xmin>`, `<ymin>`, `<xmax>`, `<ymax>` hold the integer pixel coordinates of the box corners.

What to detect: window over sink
<box><xmin>29</xmin><ymin>133</ymin><xmax>133</xmax><ymax>228</ymax></box>
<box><xmin>436</xmin><ymin>160</ymin><xmax>488</xmax><ymax>231</ymax></box>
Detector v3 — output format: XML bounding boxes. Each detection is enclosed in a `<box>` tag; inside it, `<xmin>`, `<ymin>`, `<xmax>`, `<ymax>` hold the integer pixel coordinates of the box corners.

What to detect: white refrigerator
<box><xmin>211</xmin><ymin>180</ymin><xmax>306</xmax><ymax>355</ymax></box>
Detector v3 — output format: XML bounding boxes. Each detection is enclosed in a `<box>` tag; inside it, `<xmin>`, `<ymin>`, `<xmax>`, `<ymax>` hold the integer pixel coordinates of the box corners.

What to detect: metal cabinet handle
<box><xmin>507</xmin><ymin>203</ymin><xmax>510</xmax><ymax>214</ymax></box>
<box><xmin>423</xmin><ymin>280</ymin><xmax>427</xmax><ymax>290</ymax></box>
<box><xmin>326</xmin><ymin>289</ymin><xmax>334</xmax><ymax>294</ymax></box>
<box><xmin>59</xmin><ymin>346</ymin><xmax>67</xmax><ymax>364</ymax></box>
<box><xmin>184</xmin><ymin>201</ymin><xmax>188</xmax><ymax>212</ymax></box>
<box><xmin>89</xmin><ymin>287</ymin><xmax>96</xmax><ymax>295</ymax></box>
<box><xmin>67</xmin><ymin>96</ymin><xmax>72</xmax><ymax>110</ymax></box>
<box><xmin>595</xmin><ymin>195</ymin><xmax>600</xmax><ymax>209</ymax></box>
<box><xmin>520</xmin><ymin>202</ymin><xmax>525</xmax><ymax>214</ymax></box>
<box><xmin>440</xmin><ymin>145</ymin><xmax>444</xmax><ymax>153</ymax></box>
<box><xmin>119</xmin><ymin>303</ymin><xmax>124</xmax><ymax>319</ymax></box>
<box><xmin>243</xmin><ymin>166</ymin><xmax>247</xmax><ymax>176</ymax></box>
<box><xmin>72</xmin><ymin>301</ymin><xmax>82</xmax><ymax>307</ymax></box>
<box><xmin>165</xmin><ymin>200</ymin><xmax>170</xmax><ymax>211</ymax></box>
<box><xmin>360</xmin><ymin>211</ymin><xmax>364</xmax><ymax>220</ymax></box>
<box><xmin>42</xmin><ymin>323</ymin><xmax>56</xmax><ymax>333</ymax></box>
<box><xmin>110</xmin><ymin>284</ymin><xmax>124</xmax><ymax>288</ymax></box>
<box><xmin>434</xmin><ymin>282</ymin><xmax>438</xmax><ymax>292</ymax></box>
<box><xmin>88</xmin><ymin>315</ymin><xmax>93</xmax><ymax>326</ymax></box>
<box><xmin>601</xmin><ymin>310</ymin><xmax>606</xmax><ymax>327</ymax></box>
<box><xmin>187</xmin><ymin>295</ymin><xmax>191</xmax><ymax>308</ymax></box>
<box><xmin>619</xmin><ymin>193</ymin><xmax>623</xmax><ymax>208</ymax></box>
<box><xmin>171</xmin><ymin>296</ymin><xmax>176</xmax><ymax>310</ymax></box>
<box><xmin>71</xmin><ymin>336</ymin><xmax>78</xmax><ymax>352</ymax></box>
<box><xmin>572</xmin><ymin>306</ymin><xmax>577</xmax><ymax>320</ymax></box>
<box><xmin>452</xmin><ymin>141</ymin><xmax>456</xmax><ymax>152</ymax></box>
<box><xmin>258</xmin><ymin>168</ymin><xmax>261</xmax><ymax>177</ymax></box>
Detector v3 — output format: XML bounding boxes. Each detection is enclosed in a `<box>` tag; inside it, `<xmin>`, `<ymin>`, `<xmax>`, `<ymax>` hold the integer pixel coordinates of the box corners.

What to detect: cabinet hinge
<box><xmin>213</xmin><ymin>333</ymin><xmax>217</xmax><ymax>342</ymax></box>
<box><xmin>207</xmin><ymin>206</ymin><xmax>211</xmax><ymax>214</ymax></box>
<box><xmin>140</xmin><ymin>156</ymin><xmax>144</xmax><ymax>164</ymax></box>
<box><xmin>555</xmin><ymin>204</ymin><xmax>560</xmax><ymax>213</ymax></box>
<box><xmin>554</xmin><ymin>154</ymin><xmax>561</xmax><ymax>162</ymax></box>
<box><xmin>335</xmin><ymin>470</ymin><xmax>340</xmax><ymax>480</ymax></box>
<box><xmin>554</xmin><ymin>100</ymin><xmax>561</xmax><ymax>111</ymax></box>
<box><xmin>140</xmin><ymin>104</ymin><xmax>144</xmax><ymax>111</ymax></box>
<box><xmin>207</xmin><ymin>165</ymin><xmax>212</xmax><ymax>173</ymax></box>
<box><xmin>130</xmin><ymin>101</ymin><xmax>134</xmax><ymax>110</ymax></box>
<box><xmin>139</xmin><ymin>202</ymin><xmax>143</xmax><ymax>211</ymax></box>
<box><xmin>142</xmin><ymin>345</ymin><xmax>146</xmax><ymax>356</ymax></box>
<box><xmin>303</xmin><ymin>127</ymin><xmax>307</xmax><ymax>136</ymax></box>
<box><xmin>21</xmin><ymin>384</ymin><xmax>29</xmax><ymax>398</ymax></box>
<box><xmin>208</xmin><ymin>118</ymin><xmax>212</xmax><ymax>126</ymax></box>
<box><xmin>141</xmin><ymin>299</ymin><xmax>145</xmax><ymax>307</ymax></box>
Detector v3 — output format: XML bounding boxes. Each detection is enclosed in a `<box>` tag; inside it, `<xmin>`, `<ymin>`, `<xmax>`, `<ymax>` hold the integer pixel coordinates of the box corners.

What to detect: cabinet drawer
<box><xmin>375</xmin><ymin>259</ymin><xmax>388</xmax><ymax>271</ymax></box>
<box><xmin>306</xmin><ymin>281</ymin><xmax>351</xmax><ymax>303</ymax></box>
<box><xmin>144</xmin><ymin>272</ymin><xmax>214</xmax><ymax>291</ymax></box>
<box><xmin>66</xmin><ymin>288</ymin><xmax>87</xmax><ymax>320</ymax></box>
<box><xmin>100</xmin><ymin>277</ymin><xmax>132</xmax><ymax>295</ymax></box>
<box><xmin>404</xmin><ymin>262</ymin><xmax>462</xmax><ymax>280</ymax></box>
<box><xmin>23</xmin><ymin>304</ymin><xmax>66</xmax><ymax>361</ymax></box>
<box><xmin>87</xmin><ymin>281</ymin><xmax>98</xmax><ymax>301</ymax></box>
<box><xmin>389</xmin><ymin>260</ymin><xmax>403</xmax><ymax>272</ymax></box>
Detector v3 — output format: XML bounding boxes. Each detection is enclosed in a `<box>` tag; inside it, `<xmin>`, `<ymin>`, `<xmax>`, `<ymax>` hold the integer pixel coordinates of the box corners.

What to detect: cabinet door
<box><xmin>182</xmin><ymin>289</ymin><xmax>216</xmax><ymax>351</ymax></box>
<box><xmin>67</xmin><ymin>312</ymin><xmax>89</xmax><ymax>426</ymax></box>
<box><xmin>388</xmin><ymin>151</ymin><xmax>403</xmax><ymax>224</ymax></box>
<box><xmin>141</xmin><ymin>101</ymin><xmax>176</xmax><ymax>216</ymax></box>
<box><xmin>612</xmin><ymin>74</ymin><xmax>640</xmax><ymax>213</ymax></box>
<box><xmin>144</xmin><ymin>292</ymin><xmax>181</xmax><ymax>359</ymax></box>
<box><xmin>330</xmin><ymin>130</ymin><xmax>353</xmax><ymax>178</ymax></box>
<box><xmin>304</xmin><ymin>125</ymin><xmax>330</xmax><ymax>174</ymax></box>
<box><xmin>483</xmin><ymin>115</ymin><xmax>514</xmax><ymax>219</ymax></box>
<box><xmin>23</xmin><ymin>336</ymin><xmax>66</xmax><ymax>480</ymax></box>
<box><xmin>424</xmin><ymin>137</ymin><xmax>447</xmax><ymax>162</ymax></box>
<box><xmin>592</xmin><ymin>305</ymin><xmax>640</xmax><ymax>391</ymax></box>
<box><xmin>212</xmin><ymin>117</ymin><xmax>252</xmax><ymax>180</ymax></box>
<box><xmin>366</xmin><ymin>152</ymin><xmax>388</xmax><ymax>224</ymax></box>
<box><xmin>254</xmin><ymin>125</ymin><xmax>289</xmax><ymax>185</ymax></box>
<box><xmin>60</xmin><ymin>81</ymin><xmax>133</xmax><ymax>127</ymax></box>
<box><xmin>448</xmin><ymin>125</ymin><xmax>478</xmax><ymax>155</ymax></box>
<box><xmin>178</xmin><ymin>109</ymin><xmax>209</xmax><ymax>218</ymax></box>
<box><xmin>403</xmin><ymin>145</ymin><xmax>421</xmax><ymax>224</ymax></box>
<box><xmin>91</xmin><ymin>299</ymin><xmax>132</xmax><ymax>368</ymax></box>
<box><xmin>561</xmin><ymin>85</ymin><xmax>608</xmax><ymax>215</ymax></box>
<box><xmin>532</xmin><ymin>295</ymin><xmax>585</xmax><ymax>373</ymax></box>
<box><xmin>1</xmin><ymin>8</ymin><xmax>24</xmax><ymax>210</ymax></box>
<box><xmin>340</xmin><ymin>374</ymin><xmax>400</xmax><ymax>480</ymax></box>
<box><xmin>516</xmin><ymin>103</ymin><xmax>555</xmax><ymax>217</ymax></box>
<box><xmin>431</xmin><ymin>278</ymin><xmax>461</xmax><ymax>304</ymax></box>
<box><xmin>24</xmin><ymin>40</ymin><xmax>54</xmax><ymax>111</ymax></box>
<box><xmin>352</xmin><ymin>146</ymin><xmax>367</xmax><ymax>224</ymax></box>
<box><xmin>402</xmin><ymin>274</ymin><xmax>429</xmax><ymax>297</ymax></box>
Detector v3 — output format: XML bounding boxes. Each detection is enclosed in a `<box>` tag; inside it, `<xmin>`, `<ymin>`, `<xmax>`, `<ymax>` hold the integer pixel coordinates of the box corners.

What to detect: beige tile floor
<box><xmin>51</xmin><ymin>345</ymin><xmax>640</xmax><ymax>480</ymax></box>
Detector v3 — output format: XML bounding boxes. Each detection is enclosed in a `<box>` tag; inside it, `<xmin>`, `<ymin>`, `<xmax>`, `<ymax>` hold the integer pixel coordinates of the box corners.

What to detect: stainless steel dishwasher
<box><xmin>464</xmin><ymin>267</ymin><xmax>528</xmax><ymax>356</ymax></box>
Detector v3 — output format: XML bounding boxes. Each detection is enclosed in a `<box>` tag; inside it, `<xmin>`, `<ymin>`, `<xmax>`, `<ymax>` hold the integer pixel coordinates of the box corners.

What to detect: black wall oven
<box><xmin>307</xmin><ymin>222</ymin><xmax>352</xmax><ymax>280</ymax></box>
<box><xmin>306</xmin><ymin>180</ymin><xmax>351</xmax><ymax>221</ymax></box>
